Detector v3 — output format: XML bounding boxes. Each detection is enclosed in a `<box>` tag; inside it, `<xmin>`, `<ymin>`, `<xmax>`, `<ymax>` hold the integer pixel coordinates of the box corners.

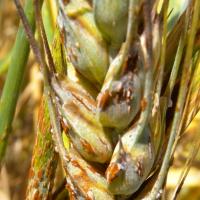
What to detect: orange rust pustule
<box><xmin>37</xmin><ymin>170</ymin><xmax>43</xmax><ymax>180</ymax></box>
<box><xmin>29</xmin><ymin>168</ymin><xmax>35</xmax><ymax>179</ymax></box>
<box><xmin>140</xmin><ymin>98</ymin><xmax>147</xmax><ymax>111</ymax></box>
<box><xmin>106</xmin><ymin>163</ymin><xmax>121</xmax><ymax>183</ymax></box>
<box><xmin>33</xmin><ymin>179</ymin><xmax>39</xmax><ymax>188</ymax></box>
<box><xmin>37</xmin><ymin>99</ymin><xmax>50</xmax><ymax>134</ymax></box>
<box><xmin>71</xmin><ymin>159</ymin><xmax>83</xmax><ymax>169</ymax></box>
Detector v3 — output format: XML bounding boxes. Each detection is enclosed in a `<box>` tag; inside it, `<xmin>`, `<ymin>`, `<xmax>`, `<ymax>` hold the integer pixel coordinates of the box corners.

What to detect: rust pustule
<box><xmin>37</xmin><ymin>170</ymin><xmax>43</xmax><ymax>179</ymax></box>
<box><xmin>29</xmin><ymin>168</ymin><xmax>35</xmax><ymax>179</ymax></box>
<box><xmin>140</xmin><ymin>98</ymin><xmax>147</xmax><ymax>111</ymax></box>
<box><xmin>33</xmin><ymin>180</ymin><xmax>39</xmax><ymax>189</ymax></box>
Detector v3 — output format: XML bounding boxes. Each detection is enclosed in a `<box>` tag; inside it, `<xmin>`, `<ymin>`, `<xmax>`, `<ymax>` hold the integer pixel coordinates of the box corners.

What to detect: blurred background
<box><xmin>0</xmin><ymin>0</ymin><xmax>200</xmax><ymax>199</ymax></box>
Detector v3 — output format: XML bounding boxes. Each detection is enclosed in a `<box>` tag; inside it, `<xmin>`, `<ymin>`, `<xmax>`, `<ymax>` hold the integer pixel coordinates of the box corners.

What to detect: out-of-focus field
<box><xmin>0</xmin><ymin>1</ymin><xmax>200</xmax><ymax>200</ymax></box>
<box><xmin>166</xmin><ymin>112</ymin><xmax>200</xmax><ymax>199</ymax></box>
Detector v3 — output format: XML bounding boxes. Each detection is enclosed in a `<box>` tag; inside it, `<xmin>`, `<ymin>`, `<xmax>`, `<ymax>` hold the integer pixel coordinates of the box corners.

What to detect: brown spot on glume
<box><xmin>80</xmin><ymin>139</ymin><xmax>96</xmax><ymax>155</ymax></box>
<box><xmin>71</xmin><ymin>159</ymin><xmax>81</xmax><ymax>168</ymax></box>
<box><xmin>97</xmin><ymin>90</ymin><xmax>110</xmax><ymax>109</ymax></box>
<box><xmin>61</xmin><ymin>119</ymin><xmax>69</xmax><ymax>133</ymax></box>
<box><xmin>106</xmin><ymin>163</ymin><xmax>121</xmax><ymax>183</ymax></box>
<box><xmin>140</xmin><ymin>98</ymin><xmax>147</xmax><ymax>111</ymax></box>
<box><xmin>71</xmin><ymin>160</ymin><xmax>87</xmax><ymax>176</ymax></box>
<box><xmin>135</xmin><ymin>160</ymin><xmax>144</xmax><ymax>177</ymax></box>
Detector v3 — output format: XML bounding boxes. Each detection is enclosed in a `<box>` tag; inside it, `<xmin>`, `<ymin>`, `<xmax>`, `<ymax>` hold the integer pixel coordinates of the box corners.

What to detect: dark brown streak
<box><xmin>64</xmin><ymin>101</ymin><xmax>99</xmax><ymax>130</ymax></box>
<box><xmin>70</xmin><ymin>92</ymin><xmax>95</xmax><ymax>112</ymax></box>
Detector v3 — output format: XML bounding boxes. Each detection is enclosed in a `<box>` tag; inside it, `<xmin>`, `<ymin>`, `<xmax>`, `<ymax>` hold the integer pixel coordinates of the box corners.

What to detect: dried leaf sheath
<box><xmin>26</xmin><ymin>14</ymin><xmax>65</xmax><ymax>200</ymax></box>
<box><xmin>26</xmin><ymin>98</ymin><xmax>58</xmax><ymax>200</ymax></box>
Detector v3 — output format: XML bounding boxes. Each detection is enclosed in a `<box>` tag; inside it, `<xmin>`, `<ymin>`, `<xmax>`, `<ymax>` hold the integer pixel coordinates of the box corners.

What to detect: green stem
<box><xmin>0</xmin><ymin>51</ymin><xmax>11</xmax><ymax>75</ymax></box>
<box><xmin>0</xmin><ymin>0</ymin><xmax>36</xmax><ymax>165</ymax></box>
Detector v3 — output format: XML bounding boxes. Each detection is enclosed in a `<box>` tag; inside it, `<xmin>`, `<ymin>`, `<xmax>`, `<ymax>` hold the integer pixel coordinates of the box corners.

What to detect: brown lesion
<box><xmin>97</xmin><ymin>90</ymin><xmax>110</xmax><ymax>109</ymax></box>
<box><xmin>60</xmin><ymin>118</ymin><xmax>69</xmax><ymax>133</ymax></box>
<box><xmin>135</xmin><ymin>159</ymin><xmax>144</xmax><ymax>177</ymax></box>
<box><xmin>98</xmin><ymin>71</ymin><xmax>137</xmax><ymax>112</ymax></box>
<box><xmin>80</xmin><ymin>138</ymin><xmax>96</xmax><ymax>155</ymax></box>
<box><xmin>141</xmin><ymin>97</ymin><xmax>147</xmax><ymax>111</ymax></box>
<box><xmin>106</xmin><ymin>163</ymin><xmax>121</xmax><ymax>183</ymax></box>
